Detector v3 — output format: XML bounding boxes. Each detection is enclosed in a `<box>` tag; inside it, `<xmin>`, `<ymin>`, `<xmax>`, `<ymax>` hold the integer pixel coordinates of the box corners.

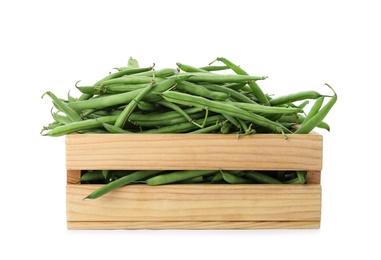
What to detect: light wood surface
<box><xmin>67</xmin><ymin>184</ymin><xmax>321</xmax><ymax>226</ymax></box>
<box><xmin>67</xmin><ymin>221</ymin><xmax>320</xmax><ymax>229</ymax></box>
<box><xmin>66</xmin><ymin>133</ymin><xmax>322</xmax><ymax>171</ymax></box>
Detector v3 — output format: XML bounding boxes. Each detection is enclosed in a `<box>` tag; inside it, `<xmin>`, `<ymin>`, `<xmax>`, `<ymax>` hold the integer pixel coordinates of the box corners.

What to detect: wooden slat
<box><xmin>67</xmin><ymin>221</ymin><xmax>320</xmax><ymax>230</ymax></box>
<box><xmin>67</xmin><ymin>170</ymin><xmax>81</xmax><ymax>184</ymax></box>
<box><xmin>66</xmin><ymin>133</ymin><xmax>322</xmax><ymax>171</ymax></box>
<box><xmin>307</xmin><ymin>171</ymin><xmax>321</xmax><ymax>184</ymax></box>
<box><xmin>67</xmin><ymin>184</ymin><xmax>321</xmax><ymax>223</ymax></box>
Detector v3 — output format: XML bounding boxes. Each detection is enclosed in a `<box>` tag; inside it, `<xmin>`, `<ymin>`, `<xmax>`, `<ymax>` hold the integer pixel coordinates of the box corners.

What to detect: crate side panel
<box><xmin>67</xmin><ymin>184</ymin><xmax>321</xmax><ymax>222</ymax></box>
<box><xmin>66</xmin><ymin>134</ymin><xmax>322</xmax><ymax>171</ymax></box>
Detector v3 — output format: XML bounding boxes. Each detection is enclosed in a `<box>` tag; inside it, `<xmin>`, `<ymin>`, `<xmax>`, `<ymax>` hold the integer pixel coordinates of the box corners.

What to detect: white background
<box><xmin>1</xmin><ymin>0</ymin><xmax>380</xmax><ymax>259</ymax></box>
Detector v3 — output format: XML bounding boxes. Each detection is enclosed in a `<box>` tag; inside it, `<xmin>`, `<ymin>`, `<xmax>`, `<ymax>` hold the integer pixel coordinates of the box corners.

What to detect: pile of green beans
<box><xmin>41</xmin><ymin>57</ymin><xmax>336</xmax><ymax>136</ymax></box>
<box><xmin>41</xmin><ymin>57</ymin><xmax>337</xmax><ymax>199</ymax></box>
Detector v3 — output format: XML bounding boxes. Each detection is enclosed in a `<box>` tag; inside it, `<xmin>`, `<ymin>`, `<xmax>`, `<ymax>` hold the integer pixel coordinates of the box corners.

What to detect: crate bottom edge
<box><xmin>67</xmin><ymin>220</ymin><xmax>320</xmax><ymax>230</ymax></box>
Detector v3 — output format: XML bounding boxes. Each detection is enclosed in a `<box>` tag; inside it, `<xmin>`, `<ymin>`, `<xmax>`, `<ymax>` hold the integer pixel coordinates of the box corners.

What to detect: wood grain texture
<box><xmin>67</xmin><ymin>170</ymin><xmax>81</xmax><ymax>184</ymax></box>
<box><xmin>67</xmin><ymin>184</ymin><xmax>321</xmax><ymax>223</ymax></box>
<box><xmin>67</xmin><ymin>221</ymin><xmax>320</xmax><ymax>229</ymax></box>
<box><xmin>66</xmin><ymin>133</ymin><xmax>322</xmax><ymax>171</ymax></box>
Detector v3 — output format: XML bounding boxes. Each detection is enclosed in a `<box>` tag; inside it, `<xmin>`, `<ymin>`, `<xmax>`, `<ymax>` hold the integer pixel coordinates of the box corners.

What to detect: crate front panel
<box><xmin>67</xmin><ymin>184</ymin><xmax>321</xmax><ymax>222</ymax></box>
<box><xmin>66</xmin><ymin>133</ymin><xmax>322</xmax><ymax>171</ymax></box>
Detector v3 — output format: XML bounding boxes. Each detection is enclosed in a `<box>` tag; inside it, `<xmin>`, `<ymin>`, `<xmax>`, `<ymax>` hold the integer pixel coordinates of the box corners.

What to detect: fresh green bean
<box><xmin>176</xmin><ymin>81</ymin><xmax>230</xmax><ymax>101</ymax></box>
<box><xmin>221</xmin><ymin>171</ymin><xmax>252</xmax><ymax>184</ymax></box>
<box><xmin>294</xmin><ymin>84</ymin><xmax>337</xmax><ymax>134</ymax></box>
<box><xmin>269</xmin><ymin>91</ymin><xmax>328</xmax><ymax>106</ymax></box>
<box><xmin>43</xmin><ymin>115</ymin><xmax>119</xmax><ymax>136</ymax></box>
<box><xmin>156</xmin><ymin>100</ymin><xmax>199</xmax><ymax>127</ymax></box>
<box><xmin>224</xmin><ymin>101</ymin><xmax>302</xmax><ymax>114</ymax></box>
<box><xmin>137</xmin><ymin>101</ymin><xmax>157</xmax><ymax>111</ymax></box>
<box><xmin>101</xmin><ymin>76</ymin><xmax>159</xmax><ymax>86</ymax></box>
<box><xmin>202</xmin><ymin>84</ymin><xmax>257</xmax><ymax>104</ymax></box>
<box><xmin>211</xmin><ymin>172</ymin><xmax>223</xmax><ymax>183</ymax></box>
<box><xmin>220</xmin><ymin>122</ymin><xmax>232</xmax><ymax>134</ymax></box>
<box><xmin>77</xmin><ymin>66</ymin><xmax>154</xmax><ymax>101</ymax></box>
<box><xmin>146</xmin><ymin>170</ymin><xmax>217</xmax><ymax>186</ymax></box>
<box><xmin>132</xmin><ymin>68</ymin><xmax>178</xmax><ymax>78</ymax></box>
<box><xmin>214</xmin><ymin>57</ymin><xmax>269</xmax><ymax>105</ymax></box>
<box><xmin>190</xmin><ymin>123</ymin><xmax>222</xmax><ymax>133</ymax></box>
<box><xmin>52</xmin><ymin>113</ymin><xmax>72</xmax><ymax>125</ymax></box>
<box><xmin>244</xmin><ymin>171</ymin><xmax>282</xmax><ymax>184</ymax></box>
<box><xmin>301</xmin><ymin>97</ymin><xmax>324</xmax><ymax>126</ymax></box>
<box><xmin>199</xmin><ymin>65</ymin><xmax>230</xmax><ymax>71</ymax></box>
<box><xmin>105</xmin><ymin>83</ymin><xmax>150</xmax><ymax>93</ymax></box>
<box><xmin>176</xmin><ymin>72</ymin><xmax>267</xmax><ymax>83</ymax></box>
<box><xmin>100</xmin><ymin>121</ymin><xmax>132</xmax><ymax>133</ymax></box>
<box><xmin>177</xmin><ymin>62</ymin><xmax>209</xmax><ymax>73</ymax></box>
<box><xmin>114</xmin><ymin>81</ymin><xmax>155</xmax><ymax>128</ymax></box>
<box><xmin>84</xmin><ymin>170</ymin><xmax>162</xmax><ymax>199</ymax></box>
<box><xmin>42</xmin><ymin>91</ymin><xmax>82</xmax><ymax>122</ymax></box>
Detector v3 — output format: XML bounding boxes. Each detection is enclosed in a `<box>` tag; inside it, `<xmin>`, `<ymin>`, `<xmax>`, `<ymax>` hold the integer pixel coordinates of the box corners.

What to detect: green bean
<box><xmin>214</xmin><ymin>57</ymin><xmax>269</xmax><ymax>105</ymax></box>
<box><xmin>42</xmin><ymin>91</ymin><xmax>82</xmax><ymax>122</ymax></box>
<box><xmin>211</xmin><ymin>172</ymin><xmax>223</xmax><ymax>183</ymax></box>
<box><xmin>294</xmin><ymin>84</ymin><xmax>337</xmax><ymax>134</ymax></box>
<box><xmin>80</xmin><ymin>170</ymin><xmax>105</xmax><ymax>183</ymax></box>
<box><xmin>284</xmin><ymin>171</ymin><xmax>307</xmax><ymax>184</ymax></box>
<box><xmin>52</xmin><ymin>113</ymin><xmax>72</xmax><ymax>125</ymax></box>
<box><xmin>297</xmin><ymin>100</ymin><xmax>310</xmax><ymax>110</ymax></box>
<box><xmin>146</xmin><ymin>170</ymin><xmax>217</xmax><ymax>186</ymax></box>
<box><xmin>105</xmin><ymin>83</ymin><xmax>150</xmax><ymax>93</ymax></box>
<box><xmin>224</xmin><ymin>101</ymin><xmax>302</xmax><ymax>114</ymax></box>
<box><xmin>220</xmin><ymin>122</ymin><xmax>232</xmax><ymax>134</ymax></box>
<box><xmin>175</xmin><ymin>176</ymin><xmax>205</xmax><ymax>184</ymax></box>
<box><xmin>142</xmin><ymin>115</ymin><xmax>224</xmax><ymax>133</ymax></box>
<box><xmin>202</xmin><ymin>84</ymin><xmax>257</xmax><ymax>104</ymax></box>
<box><xmin>67</xmin><ymin>91</ymin><xmax>77</xmax><ymax>102</ymax></box>
<box><xmin>132</xmin><ymin>68</ymin><xmax>178</xmax><ymax>78</ymax></box>
<box><xmin>162</xmin><ymin>91</ymin><xmax>292</xmax><ymax>134</ymax></box>
<box><xmin>236</xmin><ymin>117</ymin><xmax>255</xmax><ymax>136</ymax></box>
<box><xmin>94</xmin><ymin>66</ymin><xmax>154</xmax><ymax>86</ymax></box>
<box><xmin>43</xmin><ymin>115</ymin><xmax>119</xmax><ymax>136</ymax></box>
<box><xmin>176</xmin><ymin>81</ymin><xmax>230</xmax><ymax>101</ymax></box>
<box><xmin>278</xmin><ymin>114</ymin><xmax>330</xmax><ymax>131</ymax></box>
<box><xmin>68</xmin><ymin>89</ymin><xmax>143</xmax><ymax>110</ymax></box>
<box><xmin>176</xmin><ymin>62</ymin><xmax>209</xmax><ymax>73</ymax></box>
<box><xmin>244</xmin><ymin>171</ymin><xmax>282</xmax><ymax>184</ymax></box>
<box><xmin>81</xmin><ymin>170</ymin><xmax>132</xmax><ymax>183</ymax></box>
<box><xmin>301</xmin><ymin>97</ymin><xmax>324</xmax><ymax>126</ymax></box>
<box><xmin>199</xmin><ymin>65</ymin><xmax>230</xmax><ymax>71</ymax></box>
<box><xmin>71</xmin><ymin>77</ymin><xmax>176</xmax><ymax>111</ymax></box>
<box><xmin>115</xmin><ymin>81</ymin><xmax>155</xmax><ymax>128</ymax></box>
<box><xmin>190</xmin><ymin>123</ymin><xmax>222</xmax><ymax>133</ymax></box>
<box><xmin>99</xmin><ymin>121</ymin><xmax>132</xmax><ymax>133</ymax></box>
<box><xmin>127</xmin><ymin>57</ymin><xmax>139</xmax><ymax>69</ymax></box>
<box><xmin>137</xmin><ymin>101</ymin><xmax>157</xmax><ymax>111</ymax></box>
<box><xmin>101</xmin><ymin>76</ymin><xmax>158</xmax><ymax>86</ymax></box>
<box><xmin>84</xmin><ymin>170</ymin><xmax>162</xmax><ymax>199</ymax></box>
<box><xmin>222</xmin><ymin>114</ymin><xmax>241</xmax><ymax>129</ymax></box>
<box><xmin>176</xmin><ymin>72</ymin><xmax>267</xmax><ymax>83</ymax></box>
<box><xmin>269</xmin><ymin>91</ymin><xmax>328</xmax><ymax>106</ymax></box>
<box><xmin>77</xmin><ymin>66</ymin><xmax>154</xmax><ymax>101</ymax></box>
<box><xmin>221</xmin><ymin>171</ymin><xmax>252</xmax><ymax>184</ymax></box>
<box><xmin>156</xmin><ymin>100</ymin><xmax>199</xmax><ymax>127</ymax></box>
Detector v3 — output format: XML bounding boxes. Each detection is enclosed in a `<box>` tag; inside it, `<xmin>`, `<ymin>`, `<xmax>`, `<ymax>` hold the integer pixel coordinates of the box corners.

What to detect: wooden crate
<box><xmin>66</xmin><ymin>133</ymin><xmax>322</xmax><ymax>229</ymax></box>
